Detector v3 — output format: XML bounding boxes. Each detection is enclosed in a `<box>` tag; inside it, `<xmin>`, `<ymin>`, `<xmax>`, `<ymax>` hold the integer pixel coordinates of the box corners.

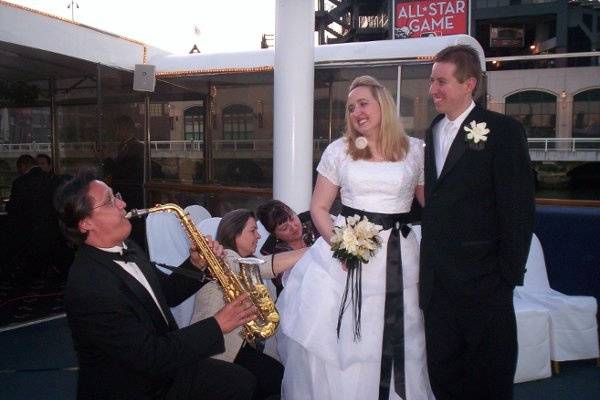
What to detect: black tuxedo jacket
<box><xmin>65</xmin><ymin>240</ymin><xmax>224</xmax><ymax>399</ymax></box>
<box><xmin>419</xmin><ymin>105</ymin><xmax>535</xmax><ymax>308</ymax></box>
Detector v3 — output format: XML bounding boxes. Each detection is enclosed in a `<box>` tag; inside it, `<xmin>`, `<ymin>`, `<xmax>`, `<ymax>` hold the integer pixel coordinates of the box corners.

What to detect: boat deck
<box><xmin>1</xmin><ymin>316</ymin><xmax>598</xmax><ymax>400</ymax></box>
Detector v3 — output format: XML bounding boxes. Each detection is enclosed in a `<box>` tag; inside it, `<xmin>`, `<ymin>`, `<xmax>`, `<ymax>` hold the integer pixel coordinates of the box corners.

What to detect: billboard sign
<box><xmin>490</xmin><ymin>27</ymin><xmax>524</xmax><ymax>48</ymax></box>
<box><xmin>394</xmin><ymin>0</ymin><xmax>469</xmax><ymax>39</ymax></box>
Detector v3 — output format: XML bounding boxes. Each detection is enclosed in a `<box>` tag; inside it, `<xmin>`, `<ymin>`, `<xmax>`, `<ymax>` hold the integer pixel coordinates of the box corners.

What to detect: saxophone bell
<box><xmin>238</xmin><ymin>257</ymin><xmax>266</xmax><ymax>289</ymax></box>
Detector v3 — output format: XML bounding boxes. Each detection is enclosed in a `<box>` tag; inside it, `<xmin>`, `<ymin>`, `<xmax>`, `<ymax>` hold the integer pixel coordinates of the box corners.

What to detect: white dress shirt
<box><xmin>99</xmin><ymin>243</ymin><xmax>169</xmax><ymax>324</ymax></box>
<box><xmin>434</xmin><ymin>101</ymin><xmax>476</xmax><ymax>177</ymax></box>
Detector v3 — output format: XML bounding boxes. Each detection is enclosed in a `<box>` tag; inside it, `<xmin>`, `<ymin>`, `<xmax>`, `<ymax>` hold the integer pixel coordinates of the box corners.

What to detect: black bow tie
<box><xmin>114</xmin><ymin>247</ymin><xmax>138</xmax><ymax>263</ymax></box>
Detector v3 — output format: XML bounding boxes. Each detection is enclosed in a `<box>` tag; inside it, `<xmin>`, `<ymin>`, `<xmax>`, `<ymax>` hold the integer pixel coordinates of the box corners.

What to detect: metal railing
<box><xmin>1</xmin><ymin>138</ymin><xmax>598</xmax><ymax>157</ymax></box>
<box><xmin>527</xmin><ymin>138</ymin><xmax>600</xmax><ymax>151</ymax></box>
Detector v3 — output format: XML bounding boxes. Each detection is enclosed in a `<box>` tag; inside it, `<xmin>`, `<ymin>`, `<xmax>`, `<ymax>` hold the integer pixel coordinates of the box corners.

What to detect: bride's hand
<box><xmin>340</xmin><ymin>261</ymin><xmax>348</xmax><ymax>272</ymax></box>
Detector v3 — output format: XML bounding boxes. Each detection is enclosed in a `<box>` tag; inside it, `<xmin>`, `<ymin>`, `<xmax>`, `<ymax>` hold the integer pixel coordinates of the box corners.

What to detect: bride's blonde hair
<box><xmin>344</xmin><ymin>75</ymin><xmax>409</xmax><ymax>161</ymax></box>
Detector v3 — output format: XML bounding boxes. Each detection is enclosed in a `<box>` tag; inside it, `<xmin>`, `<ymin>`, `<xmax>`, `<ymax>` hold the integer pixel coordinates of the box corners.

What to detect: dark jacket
<box><xmin>419</xmin><ymin>105</ymin><xmax>535</xmax><ymax>308</ymax></box>
<box><xmin>65</xmin><ymin>240</ymin><xmax>224</xmax><ymax>399</ymax></box>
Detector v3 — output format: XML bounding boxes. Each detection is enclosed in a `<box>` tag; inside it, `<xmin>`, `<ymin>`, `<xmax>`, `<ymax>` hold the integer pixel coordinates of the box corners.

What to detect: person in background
<box><xmin>6</xmin><ymin>154</ymin><xmax>58</xmax><ymax>283</ymax></box>
<box><xmin>256</xmin><ymin>199</ymin><xmax>320</xmax><ymax>294</ymax></box>
<box><xmin>110</xmin><ymin>115</ymin><xmax>144</xmax><ymax>209</ymax></box>
<box><xmin>107</xmin><ymin>115</ymin><xmax>146</xmax><ymax>248</ymax></box>
<box><xmin>191</xmin><ymin>208</ymin><xmax>307</xmax><ymax>400</ymax></box>
<box><xmin>55</xmin><ymin>172</ymin><xmax>258</xmax><ymax>400</ymax></box>
<box><xmin>36</xmin><ymin>153</ymin><xmax>53</xmax><ymax>174</ymax></box>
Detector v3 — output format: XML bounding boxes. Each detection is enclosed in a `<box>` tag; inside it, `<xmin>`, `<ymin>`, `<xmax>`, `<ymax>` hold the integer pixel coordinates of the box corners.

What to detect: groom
<box><xmin>419</xmin><ymin>45</ymin><xmax>535</xmax><ymax>400</ymax></box>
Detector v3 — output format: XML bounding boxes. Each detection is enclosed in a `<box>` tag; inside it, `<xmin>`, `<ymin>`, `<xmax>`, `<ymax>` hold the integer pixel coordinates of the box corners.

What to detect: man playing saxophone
<box><xmin>54</xmin><ymin>171</ymin><xmax>258</xmax><ymax>400</ymax></box>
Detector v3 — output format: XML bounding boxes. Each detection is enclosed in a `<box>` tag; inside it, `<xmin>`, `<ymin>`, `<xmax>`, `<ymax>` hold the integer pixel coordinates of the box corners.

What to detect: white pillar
<box><xmin>273</xmin><ymin>0</ymin><xmax>315</xmax><ymax>213</ymax></box>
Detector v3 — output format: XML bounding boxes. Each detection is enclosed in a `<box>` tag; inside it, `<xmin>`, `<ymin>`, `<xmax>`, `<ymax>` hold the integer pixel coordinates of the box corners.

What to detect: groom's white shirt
<box><xmin>434</xmin><ymin>100</ymin><xmax>475</xmax><ymax>177</ymax></box>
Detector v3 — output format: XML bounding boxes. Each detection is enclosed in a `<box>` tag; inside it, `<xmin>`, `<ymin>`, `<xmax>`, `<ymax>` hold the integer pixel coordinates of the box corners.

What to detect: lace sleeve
<box><xmin>416</xmin><ymin>139</ymin><xmax>424</xmax><ymax>186</ymax></box>
<box><xmin>409</xmin><ymin>137</ymin><xmax>425</xmax><ymax>186</ymax></box>
<box><xmin>316</xmin><ymin>139</ymin><xmax>346</xmax><ymax>186</ymax></box>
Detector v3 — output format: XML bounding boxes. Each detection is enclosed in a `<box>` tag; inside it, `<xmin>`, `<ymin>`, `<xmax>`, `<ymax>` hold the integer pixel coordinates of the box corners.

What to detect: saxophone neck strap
<box><xmin>153</xmin><ymin>262</ymin><xmax>211</xmax><ymax>283</ymax></box>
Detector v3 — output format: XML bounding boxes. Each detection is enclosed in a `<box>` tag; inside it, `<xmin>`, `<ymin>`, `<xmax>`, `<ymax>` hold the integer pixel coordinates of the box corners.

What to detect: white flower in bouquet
<box><xmin>330</xmin><ymin>214</ymin><xmax>383</xmax><ymax>265</ymax></box>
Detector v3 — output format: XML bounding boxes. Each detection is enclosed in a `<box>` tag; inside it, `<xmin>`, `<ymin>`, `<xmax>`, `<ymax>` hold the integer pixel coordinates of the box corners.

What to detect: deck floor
<box><xmin>0</xmin><ymin>316</ymin><xmax>598</xmax><ymax>400</ymax></box>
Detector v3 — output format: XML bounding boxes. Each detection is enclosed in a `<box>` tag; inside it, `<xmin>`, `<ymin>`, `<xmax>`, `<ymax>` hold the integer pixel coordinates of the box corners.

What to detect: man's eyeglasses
<box><xmin>93</xmin><ymin>192</ymin><xmax>123</xmax><ymax>209</ymax></box>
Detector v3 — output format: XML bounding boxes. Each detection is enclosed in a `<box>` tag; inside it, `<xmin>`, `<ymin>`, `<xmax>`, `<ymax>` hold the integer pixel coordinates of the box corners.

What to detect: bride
<box><xmin>276</xmin><ymin>75</ymin><xmax>434</xmax><ymax>400</ymax></box>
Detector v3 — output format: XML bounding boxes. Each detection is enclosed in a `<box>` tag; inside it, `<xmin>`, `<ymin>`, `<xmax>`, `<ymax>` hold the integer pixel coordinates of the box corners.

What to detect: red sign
<box><xmin>394</xmin><ymin>0</ymin><xmax>469</xmax><ymax>39</ymax></box>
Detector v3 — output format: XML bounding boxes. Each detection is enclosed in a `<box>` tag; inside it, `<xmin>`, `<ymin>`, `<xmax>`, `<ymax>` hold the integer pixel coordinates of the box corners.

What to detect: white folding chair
<box><xmin>515</xmin><ymin>234</ymin><xmax>599</xmax><ymax>373</ymax></box>
<box><xmin>513</xmin><ymin>297</ymin><xmax>552</xmax><ymax>383</ymax></box>
<box><xmin>256</xmin><ymin>220</ymin><xmax>270</xmax><ymax>253</ymax></box>
<box><xmin>145</xmin><ymin>211</ymin><xmax>197</xmax><ymax>328</ymax></box>
<box><xmin>197</xmin><ymin>217</ymin><xmax>222</xmax><ymax>239</ymax></box>
<box><xmin>185</xmin><ymin>204</ymin><xmax>211</xmax><ymax>224</ymax></box>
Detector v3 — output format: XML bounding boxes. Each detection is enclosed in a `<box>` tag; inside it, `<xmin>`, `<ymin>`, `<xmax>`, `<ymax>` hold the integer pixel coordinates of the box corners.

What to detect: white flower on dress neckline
<box><xmin>464</xmin><ymin>120</ymin><xmax>490</xmax><ymax>150</ymax></box>
<box><xmin>354</xmin><ymin>136</ymin><xmax>368</xmax><ymax>150</ymax></box>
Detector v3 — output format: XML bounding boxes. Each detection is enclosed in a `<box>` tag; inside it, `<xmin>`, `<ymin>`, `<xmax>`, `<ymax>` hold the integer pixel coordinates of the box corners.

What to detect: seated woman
<box><xmin>190</xmin><ymin>208</ymin><xmax>306</xmax><ymax>400</ymax></box>
<box><xmin>257</xmin><ymin>200</ymin><xmax>320</xmax><ymax>255</ymax></box>
<box><xmin>257</xmin><ymin>200</ymin><xmax>320</xmax><ymax>294</ymax></box>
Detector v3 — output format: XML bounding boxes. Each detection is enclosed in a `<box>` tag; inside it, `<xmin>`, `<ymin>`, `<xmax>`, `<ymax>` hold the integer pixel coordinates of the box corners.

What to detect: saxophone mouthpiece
<box><xmin>125</xmin><ymin>208</ymin><xmax>149</xmax><ymax>219</ymax></box>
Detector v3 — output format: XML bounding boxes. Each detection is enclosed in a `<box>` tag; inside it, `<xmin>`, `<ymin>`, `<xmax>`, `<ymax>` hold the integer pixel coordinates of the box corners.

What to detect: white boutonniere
<box><xmin>464</xmin><ymin>120</ymin><xmax>489</xmax><ymax>150</ymax></box>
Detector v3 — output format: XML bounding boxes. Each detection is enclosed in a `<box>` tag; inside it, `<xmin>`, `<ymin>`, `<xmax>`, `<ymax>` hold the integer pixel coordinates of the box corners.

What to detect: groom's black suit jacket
<box><xmin>419</xmin><ymin>105</ymin><xmax>535</xmax><ymax>308</ymax></box>
<box><xmin>65</xmin><ymin>240</ymin><xmax>225</xmax><ymax>400</ymax></box>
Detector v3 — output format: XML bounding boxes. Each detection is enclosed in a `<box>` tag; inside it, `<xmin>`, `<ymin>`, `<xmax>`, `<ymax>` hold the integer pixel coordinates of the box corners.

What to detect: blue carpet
<box><xmin>0</xmin><ymin>316</ymin><xmax>598</xmax><ymax>399</ymax></box>
<box><xmin>0</xmin><ymin>316</ymin><xmax>77</xmax><ymax>400</ymax></box>
<box><xmin>514</xmin><ymin>359</ymin><xmax>600</xmax><ymax>400</ymax></box>
<box><xmin>0</xmin><ymin>276</ymin><xmax>66</xmax><ymax>328</ymax></box>
<box><xmin>0</xmin><ymin>370</ymin><xmax>77</xmax><ymax>400</ymax></box>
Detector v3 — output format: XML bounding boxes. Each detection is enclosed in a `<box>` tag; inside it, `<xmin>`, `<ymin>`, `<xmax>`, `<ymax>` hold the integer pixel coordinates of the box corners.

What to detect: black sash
<box><xmin>340</xmin><ymin>205</ymin><xmax>410</xmax><ymax>400</ymax></box>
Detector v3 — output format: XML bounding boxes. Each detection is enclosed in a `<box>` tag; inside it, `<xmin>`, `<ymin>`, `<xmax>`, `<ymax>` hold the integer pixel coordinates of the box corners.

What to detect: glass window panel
<box><xmin>0</xmin><ymin>107</ymin><xmax>52</xmax><ymax>199</ymax></box>
<box><xmin>399</xmin><ymin>64</ymin><xmax>438</xmax><ymax>140</ymax></box>
<box><xmin>147</xmin><ymin>187</ymin><xmax>271</xmax><ymax>218</ymax></box>
<box><xmin>572</xmin><ymin>89</ymin><xmax>600</xmax><ymax>138</ymax></box>
<box><xmin>150</xmin><ymin>97</ymin><xmax>206</xmax><ymax>184</ymax></box>
<box><xmin>506</xmin><ymin>90</ymin><xmax>556</xmax><ymax>138</ymax></box>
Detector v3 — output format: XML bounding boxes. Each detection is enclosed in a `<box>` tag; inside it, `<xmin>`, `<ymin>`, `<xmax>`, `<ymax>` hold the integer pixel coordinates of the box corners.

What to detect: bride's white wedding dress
<box><xmin>276</xmin><ymin>137</ymin><xmax>434</xmax><ymax>400</ymax></box>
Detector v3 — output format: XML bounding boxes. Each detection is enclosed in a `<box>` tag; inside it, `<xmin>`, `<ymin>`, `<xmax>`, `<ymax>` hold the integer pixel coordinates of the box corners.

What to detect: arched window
<box><xmin>184</xmin><ymin>106</ymin><xmax>204</xmax><ymax>141</ymax></box>
<box><xmin>572</xmin><ymin>89</ymin><xmax>600</xmax><ymax>138</ymax></box>
<box><xmin>505</xmin><ymin>90</ymin><xmax>556</xmax><ymax>138</ymax></box>
<box><xmin>222</xmin><ymin>104</ymin><xmax>254</xmax><ymax>140</ymax></box>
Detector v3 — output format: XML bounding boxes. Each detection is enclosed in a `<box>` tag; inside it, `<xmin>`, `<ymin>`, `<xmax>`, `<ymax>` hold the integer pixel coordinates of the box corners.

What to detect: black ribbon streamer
<box><xmin>339</xmin><ymin>205</ymin><xmax>410</xmax><ymax>400</ymax></box>
<box><xmin>336</xmin><ymin>256</ymin><xmax>363</xmax><ymax>341</ymax></box>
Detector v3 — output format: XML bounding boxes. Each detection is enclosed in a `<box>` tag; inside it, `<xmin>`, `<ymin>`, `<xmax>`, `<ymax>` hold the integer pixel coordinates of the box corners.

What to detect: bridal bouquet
<box><xmin>331</xmin><ymin>214</ymin><xmax>383</xmax><ymax>340</ymax></box>
<box><xmin>330</xmin><ymin>214</ymin><xmax>383</xmax><ymax>268</ymax></box>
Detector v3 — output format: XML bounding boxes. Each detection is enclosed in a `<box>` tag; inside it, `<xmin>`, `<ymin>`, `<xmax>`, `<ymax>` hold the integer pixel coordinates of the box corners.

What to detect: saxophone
<box><xmin>126</xmin><ymin>203</ymin><xmax>279</xmax><ymax>340</ymax></box>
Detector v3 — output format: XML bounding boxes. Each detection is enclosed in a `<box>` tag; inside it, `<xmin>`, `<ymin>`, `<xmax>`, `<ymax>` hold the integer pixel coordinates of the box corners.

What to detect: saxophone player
<box><xmin>54</xmin><ymin>172</ymin><xmax>258</xmax><ymax>400</ymax></box>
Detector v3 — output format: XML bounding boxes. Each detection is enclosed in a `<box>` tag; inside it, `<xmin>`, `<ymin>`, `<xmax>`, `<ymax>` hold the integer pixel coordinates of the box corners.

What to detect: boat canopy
<box><xmin>150</xmin><ymin>34</ymin><xmax>485</xmax><ymax>76</ymax></box>
<box><xmin>0</xmin><ymin>0</ymin><xmax>169</xmax><ymax>81</ymax></box>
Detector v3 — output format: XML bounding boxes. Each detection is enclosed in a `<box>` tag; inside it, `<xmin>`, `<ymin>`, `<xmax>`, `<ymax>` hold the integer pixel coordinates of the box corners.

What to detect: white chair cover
<box><xmin>197</xmin><ymin>217</ymin><xmax>222</xmax><ymax>239</ymax></box>
<box><xmin>513</xmin><ymin>297</ymin><xmax>552</xmax><ymax>383</ymax></box>
<box><xmin>515</xmin><ymin>234</ymin><xmax>599</xmax><ymax>362</ymax></box>
<box><xmin>145</xmin><ymin>211</ymin><xmax>196</xmax><ymax>328</ymax></box>
<box><xmin>185</xmin><ymin>204</ymin><xmax>211</xmax><ymax>223</ymax></box>
<box><xmin>256</xmin><ymin>220</ymin><xmax>270</xmax><ymax>253</ymax></box>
